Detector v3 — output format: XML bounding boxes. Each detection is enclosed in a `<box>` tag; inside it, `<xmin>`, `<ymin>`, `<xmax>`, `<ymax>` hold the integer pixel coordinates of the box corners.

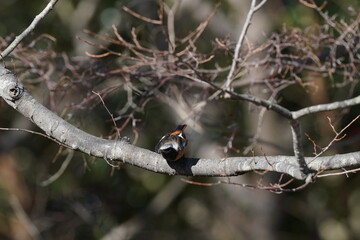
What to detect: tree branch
<box><xmin>0</xmin><ymin>0</ymin><xmax>59</xmax><ymax>60</ymax></box>
<box><xmin>292</xmin><ymin>95</ymin><xmax>360</xmax><ymax>119</ymax></box>
<box><xmin>1</xmin><ymin>65</ymin><xmax>360</xmax><ymax>181</ymax></box>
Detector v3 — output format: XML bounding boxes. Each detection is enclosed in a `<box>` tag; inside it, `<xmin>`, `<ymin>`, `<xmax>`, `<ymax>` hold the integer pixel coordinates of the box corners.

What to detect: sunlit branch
<box><xmin>0</xmin><ymin>0</ymin><xmax>59</xmax><ymax>60</ymax></box>
<box><xmin>224</xmin><ymin>0</ymin><xmax>267</xmax><ymax>91</ymax></box>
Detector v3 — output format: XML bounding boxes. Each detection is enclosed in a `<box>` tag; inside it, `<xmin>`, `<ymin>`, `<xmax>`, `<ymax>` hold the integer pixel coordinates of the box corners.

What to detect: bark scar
<box><xmin>6</xmin><ymin>83</ymin><xmax>24</xmax><ymax>102</ymax></box>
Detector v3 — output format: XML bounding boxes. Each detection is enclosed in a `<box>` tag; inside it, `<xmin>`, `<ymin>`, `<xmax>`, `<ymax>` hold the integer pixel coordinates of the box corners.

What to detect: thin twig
<box><xmin>0</xmin><ymin>127</ymin><xmax>64</xmax><ymax>146</ymax></box>
<box><xmin>92</xmin><ymin>91</ymin><xmax>120</xmax><ymax>138</ymax></box>
<box><xmin>308</xmin><ymin>114</ymin><xmax>360</xmax><ymax>164</ymax></box>
<box><xmin>179</xmin><ymin>3</ymin><xmax>221</xmax><ymax>45</ymax></box>
<box><xmin>224</xmin><ymin>0</ymin><xmax>267</xmax><ymax>91</ymax></box>
<box><xmin>200</xmin><ymin>77</ymin><xmax>293</xmax><ymax>119</ymax></box>
<box><xmin>165</xmin><ymin>1</ymin><xmax>180</xmax><ymax>54</ymax></box>
<box><xmin>317</xmin><ymin>167</ymin><xmax>360</xmax><ymax>178</ymax></box>
<box><xmin>243</xmin><ymin>90</ymin><xmax>279</xmax><ymax>155</ymax></box>
<box><xmin>122</xmin><ymin>6</ymin><xmax>162</xmax><ymax>25</ymax></box>
<box><xmin>253</xmin><ymin>0</ymin><xmax>268</xmax><ymax>11</ymax></box>
<box><xmin>0</xmin><ymin>0</ymin><xmax>59</xmax><ymax>60</ymax></box>
<box><xmin>41</xmin><ymin>150</ymin><xmax>74</xmax><ymax>186</ymax></box>
<box><xmin>181</xmin><ymin>176</ymin><xmax>312</xmax><ymax>193</ymax></box>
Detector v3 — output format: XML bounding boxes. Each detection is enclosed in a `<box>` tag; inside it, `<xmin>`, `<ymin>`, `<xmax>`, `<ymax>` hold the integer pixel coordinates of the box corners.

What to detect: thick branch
<box><xmin>1</xmin><ymin>65</ymin><xmax>360</xmax><ymax>181</ymax></box>
<box><xmin>289</xmin><ymin>120</ymin><xmax>309</xmax><ymax>176</ymax></box>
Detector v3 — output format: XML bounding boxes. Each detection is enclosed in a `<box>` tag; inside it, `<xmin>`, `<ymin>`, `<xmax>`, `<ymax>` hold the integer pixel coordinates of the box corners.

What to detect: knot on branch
<box><xmin>5</xmin><ymin>82</ymin><xmax>24</xmax><ymax>102</ymax></box>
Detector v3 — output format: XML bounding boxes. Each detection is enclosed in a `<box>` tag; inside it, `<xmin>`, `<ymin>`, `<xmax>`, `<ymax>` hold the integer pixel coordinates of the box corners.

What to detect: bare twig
<box><xmin>181</xmin><ymin>175</ymin><xmax>312</xmax><ymax>193</ymax></box>
<box><xmin>243</xmin><ymin>90</ymin><xmax>280</xmax><ymax>155</ymax></box>
<box><xmin>122</xmin><ymin>6</ymin><xmax>162</xmax><ymax>25</ymax></box>
<box><xmin>198</xmin><ymin>76</ymin><xmax>293</xmax><ymax>119</ymax></box>
<box><xmin>308</xmin><ymin>114</ymin><xmax>360</xmax><ymax>163</ymax></box>
<box><xmin>165</xmin><ymin>1</ymin><xmax>180</xmax><ymax>54</ymax></box>
<box><xmin>224</xmin><ymin>0</ymin><xmax>267</xmax><ymax>91</ymax></box>
<box><xmin>317</xmin><ymin>167</ymin><xmax>360</xmax><ymax>178</ymax></box>
<box><xmin>179</xmin><ymin>3</ymin><xmax>221</xmax><ymax>44</ymax></box>
<box><xmin>0</xmin><ymin>127</ymin><xmax>64</xmax><ymax>146</ymax></box>
<box><xmin>92</xmin><ymin>91</ymin><xmax>120</xmax><ymax>138</ymax></box>
<box><xmin>41</xmin><ymin>150</ymin><xmax>74</xmax><ymax>186</ymax></box>
<box><xmin>0</xmin><ymin>0</ymin><xmax>59</xmax><ymax>60</ymax></box>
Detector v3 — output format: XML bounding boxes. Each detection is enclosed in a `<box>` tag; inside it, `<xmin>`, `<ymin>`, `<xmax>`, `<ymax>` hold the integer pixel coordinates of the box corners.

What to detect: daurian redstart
<box><xmin>155</xmin><ymin>124</ymin><xmax>188</xmax><ymax>161</ymax></box>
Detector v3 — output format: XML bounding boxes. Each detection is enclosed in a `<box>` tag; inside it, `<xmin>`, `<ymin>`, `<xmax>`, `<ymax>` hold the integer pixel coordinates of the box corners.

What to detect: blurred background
<box><xmin>0</xmin><ymin>0</ymin><xmax>359</xmax><ymax>239</ymax></box>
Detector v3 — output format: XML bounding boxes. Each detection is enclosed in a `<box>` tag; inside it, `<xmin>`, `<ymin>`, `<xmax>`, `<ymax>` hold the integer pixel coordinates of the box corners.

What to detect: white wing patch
<box><xmin>178</xmin><ymin>132</ymin><xmax>185</xmax><ymax>140</ymax></box>
<box><xmin>158</xmin><ymin>135</ymin><xmax>166</xmax><ymax>142</ymax></box>
<box><xmin>159</xmin><ymin>141</ymin><xmax>179</xmax><ymax>151</ymax></box>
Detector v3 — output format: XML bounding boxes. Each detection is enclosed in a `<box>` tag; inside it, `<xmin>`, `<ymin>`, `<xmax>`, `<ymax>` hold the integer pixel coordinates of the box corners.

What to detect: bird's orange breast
<box><xmin>174</xmin><ymin>149</ymin><xmax>185</xmax><ymax>161</ymax></box>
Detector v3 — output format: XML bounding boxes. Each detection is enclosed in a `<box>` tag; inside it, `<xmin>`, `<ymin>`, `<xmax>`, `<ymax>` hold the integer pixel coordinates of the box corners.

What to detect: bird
<box><xmin>155</xmin><ymin>124</ymin><xmax>188</xmax><ymax>161</ymax></box>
